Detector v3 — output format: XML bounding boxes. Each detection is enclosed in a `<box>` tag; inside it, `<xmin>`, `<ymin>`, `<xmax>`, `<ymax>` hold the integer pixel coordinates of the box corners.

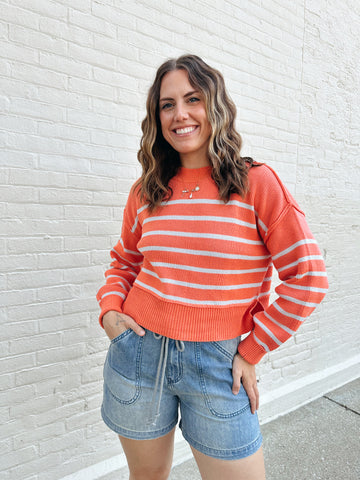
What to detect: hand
<box><xmin>232</xmin><ymin>353</ymin><xmax>259</xmax><ymax>414</ymax></box>
<box><xmin>102</xmin><ymin>311</ymin><xmax>145</xmax><ymax>341</ymax></box>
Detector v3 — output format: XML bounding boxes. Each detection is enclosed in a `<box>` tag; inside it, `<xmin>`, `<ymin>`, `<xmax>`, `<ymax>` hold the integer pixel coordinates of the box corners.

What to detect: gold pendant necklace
<box><xmin>181</xmin><ymin>184</ymin><xmax>200</xmax><ymax>199</ymax></box>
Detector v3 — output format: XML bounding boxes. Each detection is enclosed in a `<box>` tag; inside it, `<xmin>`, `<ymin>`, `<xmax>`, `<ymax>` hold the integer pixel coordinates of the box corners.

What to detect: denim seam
<box><xmin>181</xmin><ymin>428</ymin><xmax>263</xmax><ymax>460</ymax></box>
<box><xmin>195</xmin><ymin>342</ymin><xmax>250</xmax><ymax>419</ymax></box>
<box><xmin>106</xmin><ymin>335</ymin><xmax>144</xmax><ymax>405</ymax></box>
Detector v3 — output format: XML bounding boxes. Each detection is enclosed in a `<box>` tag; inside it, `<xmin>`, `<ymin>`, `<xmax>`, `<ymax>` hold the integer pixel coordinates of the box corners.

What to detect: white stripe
<box><xmin>257</xmin><ymin>217</ymin><xmax>268</xmax><ymax>234</ymax></box>
<box><xmin>284</xmin><ymin>283</ymin><xmax>328</xmax><ymax>294</ymax></box>
<box><xmin>141</xmin><ymin>268</ymin><xmax>263</xmax><ymax>291</ymax></box>
<box><xmin>258</xmin><ymin>290</ymin><xmax>271</xmax><ymax>298</ymax></box>
<box><xmin>139</xmin><ymin>246</ymin><xmax>270</xmax><ymax>260</ymax></box>
<box><xmin>158</xmin><ymin>198</ymin><xmax>255</xmax><ymax>212</ymax></box>
<box><xmin>253</xmin><ymin>332</ymin><xmax>270</xmax><ymax>352</ymax></box>
<box><xmin>273</xmin><ymin>302</ymin><xmax>306</xmax><ymax>322</ymax></box>
<box><xmin>131</xmin><ymin>217</ymin><xmax>139</xmax><ymax>233</ymax></box>
<box><xmin>151</xmin><ymin>262</ymin><xmax>269</xmax><ymax>275</ymax></box>
<box><xmin>272</xmin><ymin>239</ymin><xmax>318</xmax><ymax>261</ymax></box>
<box><xmin>101</xmin><ymin>291</ymin><xmax>126</xmax><ymax>300</ymax></box>
<box><xmin>131</xmin><ymin>204</ymin><xmax>149</xmax><ymax>232</ymax></box>
<box><xmin>290</xmin><ymin>271</ymin><xmax>328</xmax><ymax>280</ymax></box>
<box><xmin>263</xmin><ymin>311</ymin><xmax>296</xmax><ymax>336</ymax></box>
<box><xmin>142</xmin><ymin>230</ymin><xmax>264</xmax><ymax>245</ymax></box>
<box><xmin>254</xmin><ymin>317</ymin><xmax>282</xmax><ymax>346</ymax></box>
<box><xmin>106</xmin><ymin>275</ymin><xmax>131</xmax><ymax>289</ymax></box>
<box><xmin>105</xmin><ymin>275</ymin><xmax>131</xmax><ymax>291</ymax></box>
<box><xmin>277</xmin><ymin>255</ymin><xmax>324</xmax><ymax>273</ymax></box>
<box><xmin>134</xmin><ymin>279</ymin><xmax>258</xmax><ymax>306</ymax></box>
<box><xmin>112</xmin><ymin>249</ymin><xmax>143</xmax><ymax>267</ymax></box>
<box><xmin>280</xmin><ymin>294</ymin><xmax>319</xmax><ymax>308</ymax></box>
<box><xmin>143</xmin><ymin>215</ymin><xmax>256</xmax><ymax>229</ymax></box>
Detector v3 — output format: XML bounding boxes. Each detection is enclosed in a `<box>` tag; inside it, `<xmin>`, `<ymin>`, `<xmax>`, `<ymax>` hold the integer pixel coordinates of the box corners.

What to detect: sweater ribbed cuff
<box><xmin>237</xmin><ymin>333</ymin><xmax>266</xmax><ymax>365</ymax></box>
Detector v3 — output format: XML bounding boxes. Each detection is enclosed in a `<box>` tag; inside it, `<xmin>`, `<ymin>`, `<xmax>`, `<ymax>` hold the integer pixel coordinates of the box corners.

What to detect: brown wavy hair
<box><xmin>136</xmin><ymin>54</ymin><xmax>254</xmax><ymax>210</ymax></box>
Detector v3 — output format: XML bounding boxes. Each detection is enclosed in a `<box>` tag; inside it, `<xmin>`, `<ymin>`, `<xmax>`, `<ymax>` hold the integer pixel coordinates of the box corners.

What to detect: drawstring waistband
<box><xmin>148</xmin><ymin>333</ymin><xmax>185</xmax><ymax>426</ymax></box>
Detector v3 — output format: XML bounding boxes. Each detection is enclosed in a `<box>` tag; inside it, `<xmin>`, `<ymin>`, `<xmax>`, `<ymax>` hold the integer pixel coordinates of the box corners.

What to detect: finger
<box><xmin>245</xmin><ymin>383</ymin><xmax>259</xmax><ymax>414</ymax></box>
<box><xmin>127</xmin><ymin>317</ymin><xmax>145</xmax><ymax>336</ymax></box>
<box><xmin>231</xmin><ymin>369</ymin><xmax>242</xmax><ymax>395</ymax></box>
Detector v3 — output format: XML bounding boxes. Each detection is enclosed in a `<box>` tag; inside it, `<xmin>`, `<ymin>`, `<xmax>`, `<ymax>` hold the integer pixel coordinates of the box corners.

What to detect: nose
<box><xmin>174</xmin><ymin>104</ymin><xmax>189</xmax><ymax>122</ymax></box>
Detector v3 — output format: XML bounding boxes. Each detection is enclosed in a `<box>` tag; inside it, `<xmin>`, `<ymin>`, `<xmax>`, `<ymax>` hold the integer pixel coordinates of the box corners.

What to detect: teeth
<box><xmin>175</xmin><ymin>126</ymin><xmax>196</xmax><ymax>135</ymax></box>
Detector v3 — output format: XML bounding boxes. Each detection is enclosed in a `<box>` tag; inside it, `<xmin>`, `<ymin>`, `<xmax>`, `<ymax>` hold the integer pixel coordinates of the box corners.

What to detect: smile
<box><xmin>174</xmin><ymin>126</ymin><xmax>197</xmax><ymax>135</ymax></box>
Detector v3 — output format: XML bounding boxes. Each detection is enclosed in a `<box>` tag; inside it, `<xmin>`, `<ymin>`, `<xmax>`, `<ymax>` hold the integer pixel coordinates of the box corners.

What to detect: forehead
<box><xmin>159</xmin><ymin>69</ymin><xmax>195</xmax><ymax>97</ymax></box>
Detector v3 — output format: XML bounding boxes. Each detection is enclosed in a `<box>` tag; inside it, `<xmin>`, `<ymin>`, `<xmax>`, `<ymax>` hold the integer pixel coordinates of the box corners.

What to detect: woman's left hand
<box><xmin>232</xmin><ymin>353</ymin><xmax>259</xmax><ymax>414</ymax></box>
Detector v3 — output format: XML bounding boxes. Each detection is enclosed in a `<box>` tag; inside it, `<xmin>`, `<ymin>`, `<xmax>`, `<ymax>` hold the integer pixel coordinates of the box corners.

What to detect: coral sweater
<box><xmin>97</xmin><ymin>164</ymin><xmax>328</xmax><ymax>364</ymax></box>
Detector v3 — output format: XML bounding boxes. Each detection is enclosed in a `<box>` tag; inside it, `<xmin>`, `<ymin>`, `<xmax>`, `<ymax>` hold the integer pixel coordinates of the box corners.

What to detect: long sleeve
<box><xmin>96</xmin><ymin>189</ymin><xmax>143</xmax><ymax>326</ymax></box>
<box><xmin>238</xmin><ymin>166</ymin><xmax>328</xmax><ymax>364</ymax></box>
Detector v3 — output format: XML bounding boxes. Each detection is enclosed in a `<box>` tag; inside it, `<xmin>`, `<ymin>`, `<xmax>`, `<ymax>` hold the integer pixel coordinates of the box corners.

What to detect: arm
<box><xmin>96</xmin><ymin>188</ymin><xmax>144</xmax><ymax>328</ymax></box>
<box><xmin>238</xmin><ymin>166</ymin><xmax>328</xmax><ymax>365</ymax></box>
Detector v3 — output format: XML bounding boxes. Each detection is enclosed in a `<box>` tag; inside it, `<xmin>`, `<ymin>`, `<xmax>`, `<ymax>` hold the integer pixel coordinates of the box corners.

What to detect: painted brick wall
<box><xmin>1</xmin><ymin>1</ymin><xmax>359</xmax><ymax>478</ymax></box>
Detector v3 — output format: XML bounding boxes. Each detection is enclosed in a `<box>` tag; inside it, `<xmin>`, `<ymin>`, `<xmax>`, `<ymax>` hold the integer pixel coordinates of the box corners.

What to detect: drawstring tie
<box><xmin>148</xmin><ymin>333</ymin><xmax>185</xmax><ymax>426</ymax></box>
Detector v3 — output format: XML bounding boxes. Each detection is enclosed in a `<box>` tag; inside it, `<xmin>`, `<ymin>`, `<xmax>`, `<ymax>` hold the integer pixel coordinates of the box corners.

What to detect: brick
<box><xmin>69</xmin><ymin>9</ymin><xmax>116</xmax><ymax>37</ymax></box>
<box><xmin>9</xmin><ymin>24</ymin><xmax>67</xmax><ymax>55</ymax></box>
<box><xmin>0</xmin><ymin>3</ymin><xmax>40</xmax><ymax>29</ymax></box>
<box><xmin>15</xmin><ymin>363</ymin><xmax>65</xmax><ymax>387</ymax></box>
<box><xmin>39</xmin><ymin>16</ymin><xmax>93</xmax><ymax>46</ymax></box>
<box><xmin>1</xmin><ymin>446</ymin><xmax>38</xmax><ymax>471</ymax></box>
<box><xmin>0</xmin><ymin>384</ymin><xmax>35</xmax><ymax>409</ymax></box>
<box><xmin>11</xmin><ymin>0</ymin><xmax>67</xmax><ymax>20</ymax></box>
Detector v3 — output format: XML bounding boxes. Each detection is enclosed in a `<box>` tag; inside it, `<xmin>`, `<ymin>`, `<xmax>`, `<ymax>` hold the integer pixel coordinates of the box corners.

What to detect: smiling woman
<box><xmin>96</xmin><ymin>54</ymin><xmax>328</xmax><ymax>480</ymax></box>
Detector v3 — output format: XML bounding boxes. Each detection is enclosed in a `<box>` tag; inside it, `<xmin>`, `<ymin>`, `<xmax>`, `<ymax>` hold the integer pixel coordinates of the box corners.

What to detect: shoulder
<box><xmin>248</xmin><ymin>163</ymin><xmax>294</xmax><ymax>203</ymax></box>
<box><xmin>246</xmin><ymin>162</ymin><xmax>303</xmax><ymax>218</ymax></box>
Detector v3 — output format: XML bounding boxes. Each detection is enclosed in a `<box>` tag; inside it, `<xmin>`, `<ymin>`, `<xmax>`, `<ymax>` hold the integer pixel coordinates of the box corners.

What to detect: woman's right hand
<box><xmin>102</xmin><ymin>311</ymin><xmax>145</xmax><ymax>341</ymax></box>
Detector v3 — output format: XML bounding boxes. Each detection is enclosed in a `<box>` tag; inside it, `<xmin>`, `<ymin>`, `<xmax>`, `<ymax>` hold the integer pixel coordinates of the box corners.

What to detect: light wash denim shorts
<box><xmin>101</xmin><ymin>328</ymin><xmax>262</xmax><ymax>460</ymax></box>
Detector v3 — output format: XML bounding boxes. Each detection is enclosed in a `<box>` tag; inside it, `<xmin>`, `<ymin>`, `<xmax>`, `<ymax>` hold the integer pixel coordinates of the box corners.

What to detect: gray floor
<box><xmin>170</xmin><ymin>378</ymin><xmax>360</xmax><ymax>480</ymax></box>
<box><xmin>98</xmin><ymin>378</ymin><xmax>360</xmax><ymax>479</ymax></box>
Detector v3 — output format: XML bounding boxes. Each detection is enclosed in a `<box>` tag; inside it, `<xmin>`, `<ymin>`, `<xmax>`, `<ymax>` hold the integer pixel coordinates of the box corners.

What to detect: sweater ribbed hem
<box><xmin>122</xmin><ymin>285</ymin><xmax>253</xmax><ymax>342</ymax></box>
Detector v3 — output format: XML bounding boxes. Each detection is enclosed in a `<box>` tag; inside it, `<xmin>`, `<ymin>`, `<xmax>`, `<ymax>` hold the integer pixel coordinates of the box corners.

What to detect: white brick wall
<box><xmin>1</xmin><ymin>0</ymin><xmax>359</xmax><ymax>478</ymax></box>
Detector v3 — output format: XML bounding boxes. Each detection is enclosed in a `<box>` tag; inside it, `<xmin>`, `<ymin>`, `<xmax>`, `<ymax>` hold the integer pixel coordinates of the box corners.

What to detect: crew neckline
<box><xmin>177</xmin><ymin>165</ymin><xmax>212</xmax><ymax>182</ymax></box>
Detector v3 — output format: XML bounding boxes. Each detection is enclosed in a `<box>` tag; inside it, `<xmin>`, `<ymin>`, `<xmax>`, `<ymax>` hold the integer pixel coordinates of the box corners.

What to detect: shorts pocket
<box><xmin>103</xmin><ymin>329</ymin><xmax>143</xmax><ymax>405</ymax></box>
<box><xmin>197</xmin><ymin>336</ymin><xmax>250</xmax><ymax>418</ymax></box>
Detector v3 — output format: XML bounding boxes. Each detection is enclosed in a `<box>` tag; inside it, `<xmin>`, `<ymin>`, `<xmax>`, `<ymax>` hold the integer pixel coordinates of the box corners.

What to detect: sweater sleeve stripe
<box><xmin>272</xmin><ymin>302</ymin><xmax>306</xmax><ymax>322</ymax></box>
<box><xmin>253</xmin><ymin>332</ymin><xmax>270</xmax><ymax>353</ymax></box>
<box><xmin>272</xmin><ymin>239</ymin><xmax>318</xmax><ymax>261</ymax></box>
<box><xmin>263</xmin><ymin>311</ymin><xmax>296</xmax><ymax>335</ymax></box>
<box><xmin>284</xmin><ymin>283</ymin><xmax>329</xmax><ymax>294</ymax></box>
<box><xmin>100</xmin><ymin>291</ymin><xmax>126</xmax><ymax>300</ymax></box>
<box><xmin>277</xmin><ymin>255</ymin><xmax>324</xmax><ymax>273</ymax></box>
<box><xmin>254</xmin><ymin>317</ymin><xmax>282</xmax><ymax>346</ymax></box>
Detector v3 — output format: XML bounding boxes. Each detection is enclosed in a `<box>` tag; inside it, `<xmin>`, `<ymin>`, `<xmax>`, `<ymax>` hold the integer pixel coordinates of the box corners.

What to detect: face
<box><xmin>159</xmin><ymin>69</ymin><xmax>212</xmax><ymax>168</ymax></box>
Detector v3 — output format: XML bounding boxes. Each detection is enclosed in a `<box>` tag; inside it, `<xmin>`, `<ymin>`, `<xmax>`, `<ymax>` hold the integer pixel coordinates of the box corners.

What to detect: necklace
<box><xmin>181</xmin><ymin>184</ymin><xmax>200</xmax><ymax>199</ymax></box>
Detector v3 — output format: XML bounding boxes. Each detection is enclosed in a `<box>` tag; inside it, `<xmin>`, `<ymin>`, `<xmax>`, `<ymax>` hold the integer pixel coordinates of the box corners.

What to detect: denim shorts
<box><xmin>101</xmin><ymin>328</ymin><xmax>262</xmax><ymax>460</ymax></box>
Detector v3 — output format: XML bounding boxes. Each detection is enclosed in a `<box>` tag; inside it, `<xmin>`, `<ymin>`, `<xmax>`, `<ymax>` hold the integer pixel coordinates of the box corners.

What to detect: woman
<box><xmin>97</xmin><ymin>54</ymin><xmax>328</xmax><ymax>480</ymax></box>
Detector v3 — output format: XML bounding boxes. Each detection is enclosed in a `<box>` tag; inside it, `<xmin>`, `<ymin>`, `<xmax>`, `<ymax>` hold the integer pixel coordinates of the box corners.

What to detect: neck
<box><xmin>180</xmin><ymin>154</ymin><xmax>210</xmax><ymax>169</ymax></box>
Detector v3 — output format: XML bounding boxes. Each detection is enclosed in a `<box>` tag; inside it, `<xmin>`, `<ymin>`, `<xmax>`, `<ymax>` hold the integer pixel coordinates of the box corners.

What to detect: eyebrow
<box><xmin>159</xmin><ymin>90</ymin><xmax>200</xmax><ymax>103</ymax></box>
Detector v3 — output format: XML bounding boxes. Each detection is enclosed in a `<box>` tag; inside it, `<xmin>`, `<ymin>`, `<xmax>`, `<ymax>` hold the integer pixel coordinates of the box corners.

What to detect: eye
<box><xmin>160</xmin><ymin>102</ymin><xmax>173</xmax><ymax>110</ymax></box>
<box><xmin>188</xmin><ymin>96</ymin><xmax>200</xmax><ymax>104</ymax></box>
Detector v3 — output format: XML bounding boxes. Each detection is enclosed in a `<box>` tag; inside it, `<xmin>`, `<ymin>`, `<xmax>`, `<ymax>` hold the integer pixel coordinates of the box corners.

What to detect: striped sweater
<box><xmin>97</xmin><ymin>164</ymin><xmax>328</xmax><ymax>364</ymax></box>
